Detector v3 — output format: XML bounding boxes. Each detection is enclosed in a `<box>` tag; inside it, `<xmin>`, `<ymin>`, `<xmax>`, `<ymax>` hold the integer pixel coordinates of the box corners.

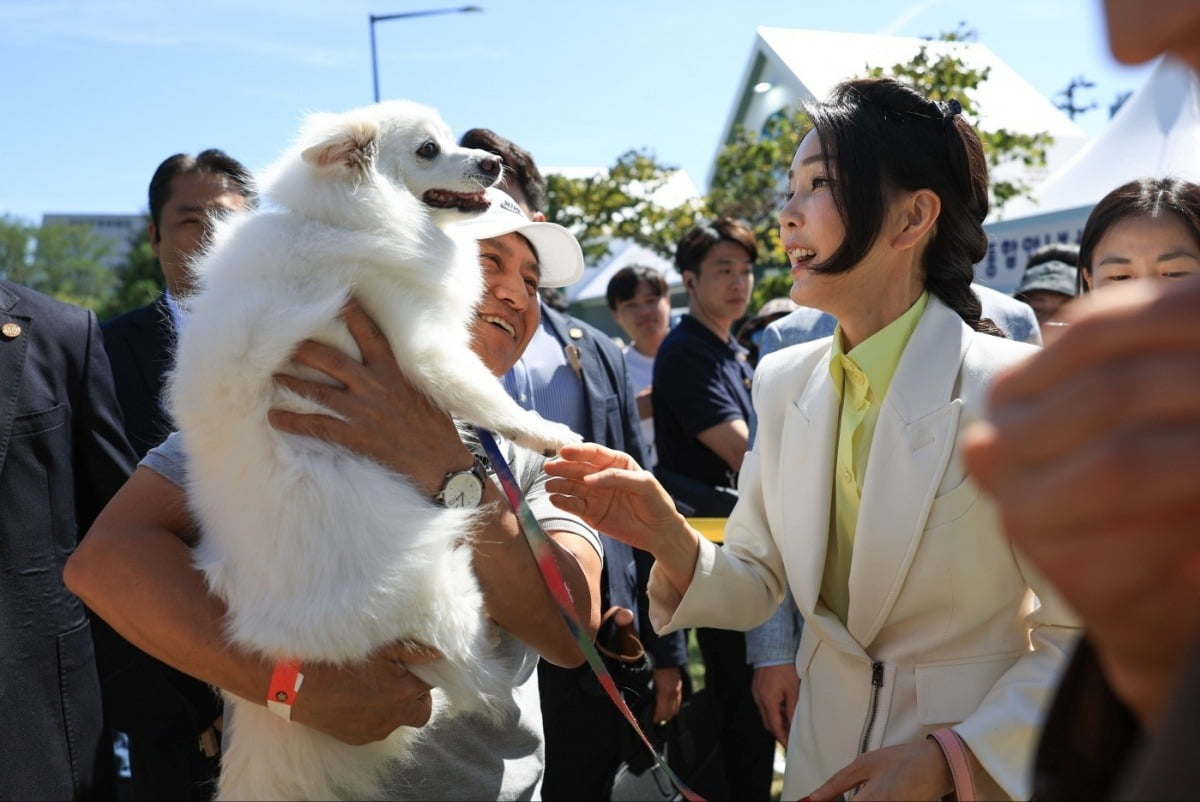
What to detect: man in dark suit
<box><xmin>0</xmin><ymin>279</ymin><xmax>136</xmax><ymax>799</ymax></box>
<box><xmin>462</xmin><ymin>127</ymin><xmax>689</xmax><ymax>799</ymax></box>
<box><xmin>98</xmin><ymin>149</ymin><xmax>254</xmax><ymax>800</ymax></box>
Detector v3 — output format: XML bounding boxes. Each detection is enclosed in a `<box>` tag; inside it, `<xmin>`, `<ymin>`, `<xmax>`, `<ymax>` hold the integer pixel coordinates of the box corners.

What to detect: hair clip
<box><xmin>941</xmin><ymin>98</ymin><xmax>963</xmax><ymax>119</ymax></box>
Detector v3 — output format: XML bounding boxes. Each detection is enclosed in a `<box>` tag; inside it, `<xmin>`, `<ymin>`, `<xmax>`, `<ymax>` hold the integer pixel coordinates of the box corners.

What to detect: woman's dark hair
<box><xmin>606</xmin><ymin>264</ymin><xmax>669</xmax><ymax>311</ymax></box>
<box><xmin>674</xmin><ymin>217</ymin><xmax>758</xmax><ymax>276</ymax></box>
<box><xmin>805</xmin><ymin>77</ymin><xmax>1001</xmax><ymax>336</ymax></box>
<box><xmin>1076</xmin><ymin>176</ymin><xmax>1200</xmax><ymax>293</ymax></box>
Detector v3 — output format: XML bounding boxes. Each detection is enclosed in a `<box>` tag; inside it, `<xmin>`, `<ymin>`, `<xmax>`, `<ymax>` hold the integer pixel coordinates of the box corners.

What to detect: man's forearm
<box><xmin>472</xmin><ymin>482</ymin><xmax>602</xmax><ymax>667</ymax></box>
<box><xmin>65</xmin><ymin>488</ymin><xmax>269</xmax><ymax>704</ymax></box>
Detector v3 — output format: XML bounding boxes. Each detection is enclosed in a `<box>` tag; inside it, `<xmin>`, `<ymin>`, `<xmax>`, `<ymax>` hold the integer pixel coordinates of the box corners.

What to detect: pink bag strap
<box><xmin>928</xmin><ymin>727</ymin><xmax>976</xmax><ymax>802</ymax></box>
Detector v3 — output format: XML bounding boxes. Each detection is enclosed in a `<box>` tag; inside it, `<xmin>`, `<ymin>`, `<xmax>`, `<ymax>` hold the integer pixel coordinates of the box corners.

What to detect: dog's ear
<box><xmin>301</xmin><ymin>119</ymin><xmax>380</xmax><ymax>173</ymax></box>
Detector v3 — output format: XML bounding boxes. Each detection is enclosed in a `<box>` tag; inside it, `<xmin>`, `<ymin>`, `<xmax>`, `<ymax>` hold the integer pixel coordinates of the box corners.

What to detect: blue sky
<box><xmin>0</xmin><ymin>0</ymin><xmax>1153</xmax><ymax>224</ymax></box>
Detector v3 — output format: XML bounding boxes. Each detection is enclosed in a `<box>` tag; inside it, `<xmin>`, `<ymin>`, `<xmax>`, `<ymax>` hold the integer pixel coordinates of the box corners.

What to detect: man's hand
<box><xmin>268</xmin><ymin>297</ymin><xmax>468</xmax><ymax>495</ymax></box>
<box><xmin>752</xmin><ymin>663</ymin><xmax>799</xmax><ymax>746</ymax></box>
<box><xmin>635</xmin><ymin>386</ymin><xmax>653</xmax><ymax>421</ymax></box>
<box><xmin>962</xmin><ymin>280</ymin><xmax>1200</xmax><ymax>726</ymax></box>
<box><xmin>288</xmin><ymin>641</ymin><xmax>439</xmax><ymax>745</ymax></box>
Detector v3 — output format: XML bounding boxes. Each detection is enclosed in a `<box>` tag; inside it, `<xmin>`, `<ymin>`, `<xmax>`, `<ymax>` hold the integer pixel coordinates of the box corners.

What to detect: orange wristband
<box><xmin>267</xmin><ymin>659</ymin><xmax>304</xmax><ymax>721</ymax></box>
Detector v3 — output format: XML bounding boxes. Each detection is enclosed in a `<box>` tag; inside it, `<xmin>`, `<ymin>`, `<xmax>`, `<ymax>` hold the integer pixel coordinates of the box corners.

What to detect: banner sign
<box><xmin>976</xmin><ymin>205</ymin><xmax>1091</xmax><ymax>294</ymax></box>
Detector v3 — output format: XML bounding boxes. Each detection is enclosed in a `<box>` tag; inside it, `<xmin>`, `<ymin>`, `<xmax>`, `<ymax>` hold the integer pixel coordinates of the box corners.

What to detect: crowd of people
<box><xmin>4</xmin><ymin>0</ymin><xmax>1200</xmax><ymax>799</ymax></box>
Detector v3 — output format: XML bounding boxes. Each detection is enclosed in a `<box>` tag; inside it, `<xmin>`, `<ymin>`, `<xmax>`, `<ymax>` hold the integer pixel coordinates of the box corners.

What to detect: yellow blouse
<box><xmin>821</xmin><ymin>291</ymin><xmax>929</xmax><ymax>622</ymax></box>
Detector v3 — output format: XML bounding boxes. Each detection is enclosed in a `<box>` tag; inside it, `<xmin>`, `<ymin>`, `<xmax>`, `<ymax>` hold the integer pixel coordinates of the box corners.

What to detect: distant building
<box><xmin>41</xmin><ymin>212</ymin><xmax>145</xmax><ymax>271</ymax></box>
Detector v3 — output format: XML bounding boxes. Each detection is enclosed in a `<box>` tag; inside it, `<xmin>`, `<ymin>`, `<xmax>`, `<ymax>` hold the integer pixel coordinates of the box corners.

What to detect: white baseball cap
<box><xmin>449</xmin><ymin>188</ymin><xmax>585</xmax><ymax>288</ymax></box>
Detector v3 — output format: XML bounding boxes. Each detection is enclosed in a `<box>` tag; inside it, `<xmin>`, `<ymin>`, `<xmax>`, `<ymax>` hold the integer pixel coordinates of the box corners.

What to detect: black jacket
<box><xmin>0</xmin><ymin>280</ymin><xmax>136</xmax><ymax>799</ymax></box>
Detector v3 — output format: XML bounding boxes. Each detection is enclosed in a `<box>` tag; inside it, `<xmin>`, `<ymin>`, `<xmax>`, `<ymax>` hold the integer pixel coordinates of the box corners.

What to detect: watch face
<box><xmin>443</xmin><ymin>471</ymin><xmax>483</xmax><ymax>508</ymax></box>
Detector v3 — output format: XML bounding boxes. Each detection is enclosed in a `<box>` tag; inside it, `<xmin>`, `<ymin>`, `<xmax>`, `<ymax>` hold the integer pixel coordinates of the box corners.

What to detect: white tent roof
<box><xmin>978</xmin><ymin>57</ymin><xmax>1200</xmax><ymax>294</ymax></box>
<box><xmin>567</xmin><ymin>239</ymin><xmax>681</xmax><ymax>303</ymax></box>
<box><xmin>713</xmin><ymin>27</ymin><xmax>1087</xmax><ymax>196</ymax></box>
<box><xmin>545</xmin><ymin>165</ymin><xmax>698</xmax><ymax>300</ymax></box>
<box><xmin>1001</xmin><ymin>56</ymin><xmax>1200</xmax><ymax>218</ymax></box>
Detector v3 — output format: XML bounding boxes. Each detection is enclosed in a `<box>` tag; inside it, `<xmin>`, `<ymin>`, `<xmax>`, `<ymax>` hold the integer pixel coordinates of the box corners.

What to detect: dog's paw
<box><xmin>503</xmin><ymin>416</ymin><xmax>582</xmax><ymax>456</ymax></box>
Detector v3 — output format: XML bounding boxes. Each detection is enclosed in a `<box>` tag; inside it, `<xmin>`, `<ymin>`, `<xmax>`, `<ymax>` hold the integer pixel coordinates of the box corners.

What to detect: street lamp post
<box><xmin>370</xmin><ymin>6</ymin><xmax>483</xmax><ymax>102</ymax></box>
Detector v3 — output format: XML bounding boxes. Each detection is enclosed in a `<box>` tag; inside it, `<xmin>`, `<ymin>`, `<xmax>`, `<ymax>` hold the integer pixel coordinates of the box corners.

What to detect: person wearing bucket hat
<box><xmin>64</xmin><ymin>181</ymin><xmax>610</xmax><ymax>798</ymax></box>
<box><xmin>1014</xmin><ymin>243</ymin><xmax>1079</xmax><ymax>331</ymax></box>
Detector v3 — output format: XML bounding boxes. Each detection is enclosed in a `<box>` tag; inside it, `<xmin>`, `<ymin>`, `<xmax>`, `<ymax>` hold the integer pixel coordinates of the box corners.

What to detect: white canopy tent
<box><xmin>567</xmin><ymin>240</ymin><xmax>682</xmax><ymax>305</ymax></box>
<box><xmin>715</xmin><ymin>27</ymin><xmax>1087</xmax><ymax>191</ymax></box>
<box><xmin>980</xmin><ymin>56</ymin><xmax>1200</xmax><ymax>293</ymax></box>
<box><xmin>564</xmin><ymin>240</ymin><xmax>684</xmax><ymax>337</ymax></box>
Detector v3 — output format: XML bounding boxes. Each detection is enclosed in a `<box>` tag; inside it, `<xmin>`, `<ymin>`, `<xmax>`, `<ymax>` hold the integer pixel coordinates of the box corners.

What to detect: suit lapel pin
<box><xmin>564</xmin><ymin>344</ymin><xmax>583</xmax><ymax>380</ymax></box>
<box><xmin>568</xmin><ymin>327</ymin><xmax>583</xmax><ymax>340</ymax></box>
<box><xmin>1</xmin><ymin>322</ymin><xmax>21</xmax><ymax>339</ymax></box>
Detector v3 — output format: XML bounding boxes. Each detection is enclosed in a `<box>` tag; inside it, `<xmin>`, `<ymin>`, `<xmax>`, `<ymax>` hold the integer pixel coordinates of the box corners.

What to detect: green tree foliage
<box><xmin>542</xmin><ymin>23</ymin><xmax>1052</xmax><ymax>318</ymax></box>
<box><xmin>866</xmin><ymin>24</ymin><xmax>1053</xmax><ymax>211</ymax></box>
<box><xmin>0</xmin><ymin>215</ymin><xmax>117</xmax><ymax>311</ymax></box>
<box><xmin>97</xmin><ymin>228</ymin><xmax>163</xmax><ymax>320</ymax></box>
<box><xmin>708</xmin><ymin>106</ymin><xmax>811</xmax><ymax>271</ymax></box>
<box><xmin>0</xmin><ymin>215</ymin><xmax>33</xmax><ymax>281</ymax></box>
<box><xmin>30</xmin><ymin>223</ymin><xmax>118</xmax><ymax>310</ymax></box>
<box><xmin>544</xmin><ymin>149</ymin><xmax>705</xmax><ymax>264</ymax></box>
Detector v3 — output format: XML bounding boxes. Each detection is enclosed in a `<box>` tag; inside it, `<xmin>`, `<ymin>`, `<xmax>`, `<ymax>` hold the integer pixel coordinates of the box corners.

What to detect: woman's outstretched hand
<box><xmin>544</xmin><ymin>443</ymin><xmax>701</xmax><ymax>595</ymax></box>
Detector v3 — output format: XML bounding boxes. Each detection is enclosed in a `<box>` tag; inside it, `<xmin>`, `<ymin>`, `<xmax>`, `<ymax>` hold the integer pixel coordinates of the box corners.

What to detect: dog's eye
<box><xmin>416</xmin><ymin>140</ymin><xmax>440</xmax><ymax>160</ymax></box>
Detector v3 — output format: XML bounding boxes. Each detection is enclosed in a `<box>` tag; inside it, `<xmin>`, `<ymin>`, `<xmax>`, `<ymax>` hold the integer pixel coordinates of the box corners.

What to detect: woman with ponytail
<box><xmin>544</xmin><ymin>76</ymin><xmax>1077</xmax><ymax>800</ymax></box>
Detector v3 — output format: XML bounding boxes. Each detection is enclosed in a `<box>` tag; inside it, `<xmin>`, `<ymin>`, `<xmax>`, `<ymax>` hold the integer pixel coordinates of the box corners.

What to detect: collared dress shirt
<box><xmin>821</xmin><ymin>291</ymin><xmax>929</xmax><ymax>622</ymax></box>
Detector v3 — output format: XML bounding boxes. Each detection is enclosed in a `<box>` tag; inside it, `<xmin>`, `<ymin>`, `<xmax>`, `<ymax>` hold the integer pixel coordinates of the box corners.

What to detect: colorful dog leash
<box><xmin>475</xmin><ymin>427</ymin><xmax>704</xmax><ymax>802</ymax></box>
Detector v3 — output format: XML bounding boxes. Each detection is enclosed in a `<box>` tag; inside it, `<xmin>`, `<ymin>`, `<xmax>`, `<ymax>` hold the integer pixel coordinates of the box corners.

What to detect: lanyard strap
<box><xmin>475</xmin><ymin>427</ymin><xmax>703</xmax><ymax>802</ymax></box>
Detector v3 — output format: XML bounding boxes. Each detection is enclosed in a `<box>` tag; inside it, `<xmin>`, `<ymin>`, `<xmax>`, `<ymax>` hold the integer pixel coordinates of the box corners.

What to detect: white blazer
<box><xmin>650</xmin><ymin>297</ymin><xmax>1079</xmax><ymax>800</ymax></box>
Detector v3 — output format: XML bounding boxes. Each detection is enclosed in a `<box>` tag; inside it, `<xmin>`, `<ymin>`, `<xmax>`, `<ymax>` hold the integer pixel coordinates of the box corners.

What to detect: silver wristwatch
<box><xmin>433</xmin><ymin>453</ymin><xmax>491</xmax><ymax>508</ymax></box>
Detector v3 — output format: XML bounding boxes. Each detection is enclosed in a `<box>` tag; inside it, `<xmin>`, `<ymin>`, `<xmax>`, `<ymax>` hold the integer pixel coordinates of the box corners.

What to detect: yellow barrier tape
<box><xmin>688</xmin><ymin>517</ymin><xmax>727</xmax><ymax>544</ymax></box>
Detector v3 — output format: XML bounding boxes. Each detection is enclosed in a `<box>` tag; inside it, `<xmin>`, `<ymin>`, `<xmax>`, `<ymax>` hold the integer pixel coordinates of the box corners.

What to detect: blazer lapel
<box><xmin>778</xmin><ymin>348</ymin><xmax>839</xmax><ymax>617</ymax></box>
<box><xmin>844</xmin><ymin>298</ymin><xmax>970</xmax><ymax>646</ymax></box>
<box><xmin>0</xmin><ymin>284</ymin><xmax>32</xmax><ymax>477</ymax></box>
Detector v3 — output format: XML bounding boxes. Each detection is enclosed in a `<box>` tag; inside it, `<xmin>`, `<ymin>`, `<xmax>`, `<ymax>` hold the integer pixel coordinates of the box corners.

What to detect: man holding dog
<box><xmin>66</xmin><ymin>188</ymin><xmax>605</xmax><ymax>800</ymax></box>
<box><xmin>460</xmin><ymin>126</ymin><xmax>689</xmax><ymax>800</ymax></box>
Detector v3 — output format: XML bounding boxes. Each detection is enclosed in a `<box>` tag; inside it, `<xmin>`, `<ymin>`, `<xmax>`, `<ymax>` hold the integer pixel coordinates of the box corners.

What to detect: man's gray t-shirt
<box><xmin>143</xmin><ymin>429</ymin><xmax>600</xmax><ymax>801</ymax></box>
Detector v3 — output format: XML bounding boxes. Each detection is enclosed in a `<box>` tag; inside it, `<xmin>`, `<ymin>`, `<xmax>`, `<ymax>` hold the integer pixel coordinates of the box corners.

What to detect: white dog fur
<box><xmin>167</xmin><ymin>100</ymin><xmax>580</xmax><ymax>800</ymax></box>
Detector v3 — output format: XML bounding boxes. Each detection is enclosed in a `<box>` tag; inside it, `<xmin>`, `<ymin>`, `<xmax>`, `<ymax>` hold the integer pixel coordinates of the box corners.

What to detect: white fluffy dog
<box><xmin>167</xmin><ymin>100</ymin><xmax>580</xmax><ymax>800</ymax></box>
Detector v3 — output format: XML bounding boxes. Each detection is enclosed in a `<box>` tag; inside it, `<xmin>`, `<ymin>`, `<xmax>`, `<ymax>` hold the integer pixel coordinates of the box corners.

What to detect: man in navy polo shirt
<box><xmin>654</xmin><ymin>218</ymin><xmax>757</xmax><ymax>497</ymax></box>
<box><xmin>652</xmin><ymin>217</ymin><xmax>775</xmax><ymax>801</ymax></box>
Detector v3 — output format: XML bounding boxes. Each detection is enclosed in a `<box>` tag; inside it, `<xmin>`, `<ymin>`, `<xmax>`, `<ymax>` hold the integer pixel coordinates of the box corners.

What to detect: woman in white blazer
<box><xmin>546</xmin><ymin>77</ymin><xmax>1079</xmax><ymax>801</ymax></box>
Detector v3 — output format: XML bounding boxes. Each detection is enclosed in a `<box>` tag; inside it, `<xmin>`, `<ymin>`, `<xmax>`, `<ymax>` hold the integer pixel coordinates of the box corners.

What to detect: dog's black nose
<box><xmin>478</xmin><ymin>154</ymin><xmax>502</xmax><ymax>177</ymax></box>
